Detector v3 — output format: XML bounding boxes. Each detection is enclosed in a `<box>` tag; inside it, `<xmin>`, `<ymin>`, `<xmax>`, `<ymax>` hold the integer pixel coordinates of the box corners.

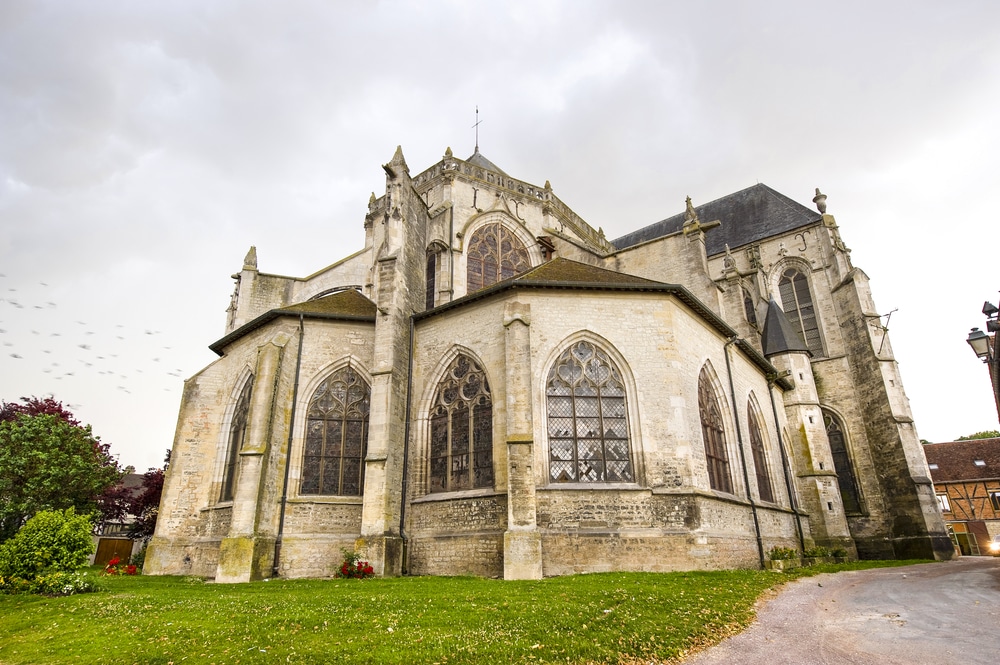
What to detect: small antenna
<box><xmin>472</xmin><ymin>106</ymin><xmax>482</xmax><ymax>153</ymax></box>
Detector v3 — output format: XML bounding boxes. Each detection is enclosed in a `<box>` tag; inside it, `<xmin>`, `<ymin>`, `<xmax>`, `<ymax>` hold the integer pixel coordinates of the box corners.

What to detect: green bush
<box><xmin>767</xmin><ymin>546</ymin><xmax>798</xmax><ymax>561</ymax></box>
<box><xmin>0</xmin><ymin>508</ymin><xmax>95</xmax><ymax>581</ymax></box>
<box><xmin>831</xmin><ymin>547</ymin><xmax>849</xmax><ymax>558</ymax></box>
<box><xmin>803</xmin><ymin>545</ymin><xmax>831</xmax><ymax>558</ymax></box>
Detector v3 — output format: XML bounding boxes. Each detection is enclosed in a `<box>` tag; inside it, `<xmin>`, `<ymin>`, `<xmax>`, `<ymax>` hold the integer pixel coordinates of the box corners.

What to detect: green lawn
<box><xmin>0</xmin><ymin>561</ymin><xmax>920</xmax><ymax>665</ymax></box>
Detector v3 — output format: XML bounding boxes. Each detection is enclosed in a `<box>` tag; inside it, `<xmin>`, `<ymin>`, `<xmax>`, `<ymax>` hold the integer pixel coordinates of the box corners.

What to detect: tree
<box><xmin>0</xmin><ymin>398</ymin><xmax>122</xmax><ymax>541</ymax></box>
<box><xmin>126</xmin><ymin>450</ymin><xmax>169</xmax><ymax>541</ymax></box>
<box><xmin>955</xmin><ymin>430</ymin><xmax>1000</xmax><ymax>441</ymax></box>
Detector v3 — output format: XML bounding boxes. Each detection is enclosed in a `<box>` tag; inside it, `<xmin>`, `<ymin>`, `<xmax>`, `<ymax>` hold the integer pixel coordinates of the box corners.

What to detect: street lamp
<box><xmin>967</xmin><ymin>298</ymin><xmax>1000</xmax><ymax>425</ymax></box>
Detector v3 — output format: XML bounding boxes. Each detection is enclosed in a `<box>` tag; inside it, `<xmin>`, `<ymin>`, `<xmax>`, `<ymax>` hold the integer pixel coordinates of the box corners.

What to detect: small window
<box><xmin>974</xmin><ymin>460</ymin><xmax>986</xmax><ymax>467</ymax></box>
<box><xmin>990</xmin><ymin>491</ymin><xmax>1000</xmax><ymax>511</ymax></box>
<box><xmin>936</xmin><ymin>494</ymin><xmax>951</xmax><ymax>513</ymax></box>
<box><xmin>928</xmin><ymin>463</ymin><xmax>939</xmax><ymax>470</ymax></box>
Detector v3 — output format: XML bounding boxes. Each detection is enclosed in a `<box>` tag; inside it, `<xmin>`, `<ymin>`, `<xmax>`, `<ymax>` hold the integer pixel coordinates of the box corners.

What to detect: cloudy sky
<box><xmin>1</xmin><ymin>1</ymin><xmax>998</xmax><ymax>471</ymax></box>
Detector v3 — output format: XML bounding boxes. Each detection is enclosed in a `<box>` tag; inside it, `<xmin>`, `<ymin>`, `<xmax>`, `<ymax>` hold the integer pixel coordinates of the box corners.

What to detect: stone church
<box><xmin>146</xmin><ymin>145</ymin><xmax>953</xmax><ymax>582</ymax></box>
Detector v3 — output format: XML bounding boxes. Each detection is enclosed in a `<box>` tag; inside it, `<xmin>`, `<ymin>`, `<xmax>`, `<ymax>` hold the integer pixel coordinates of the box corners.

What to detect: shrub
<box><xmin>26</xmin><ymin>570</ymin><xmax>98</xmax><ymax>596</ymax></box>
<box><xmin>767</xmin><ymin>546</ymin><xmax>798</xmax><ymax>561</ymax></box>
<box><xmin>803</xmin><ymin>546</ymin><xmax>831</xmax><ymax>558</ymax></box>
<box><xmin>0</xmin><ymin>508</ymin><xmax>95</xmax><ymax>581</ymax></box>
<box><xmin>336</xmin><ymin>548</ymin><xmax>374</xmax><ymax>579</ymax></box>
<box><xmin>831</xmin><ymin>547</ymin><xmax>849</xmax><ymax>559</ymax></box>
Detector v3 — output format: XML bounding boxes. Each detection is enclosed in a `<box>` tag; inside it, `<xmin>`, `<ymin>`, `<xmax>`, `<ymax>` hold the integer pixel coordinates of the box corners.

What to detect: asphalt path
<box><xmin>680</xmin><ymin>557</ymin><xmax>1000</xmax><ymax>665</ymax></box>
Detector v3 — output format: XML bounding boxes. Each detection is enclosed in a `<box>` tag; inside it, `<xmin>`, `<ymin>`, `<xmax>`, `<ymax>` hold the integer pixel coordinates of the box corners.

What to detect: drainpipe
<box><xmin>724</xmin><ymin>337</ymin><xmax>765</xmax><ymax>569</ymax></box>
<box><xmin>767</xmin><ymin>376</ymin><xmax>806</xmax><ymax>553</ymax></box>
<box><xmin>448</xmin><ymin>206</ymin><xmax>455</xmax><ymax>303</ymax></box>
<box><xmin>397</xmin><ymin>314</ymin><xmax>416</xmax><ymax>574</ymax></box>
<box><xmin>273</xmin><ymin>314</ymin><xmax>305</xmax><ymax>577</ymax></box>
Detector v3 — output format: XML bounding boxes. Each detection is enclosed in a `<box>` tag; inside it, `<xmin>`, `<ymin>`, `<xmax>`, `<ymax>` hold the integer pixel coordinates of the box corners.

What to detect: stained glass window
<box><xmin>778</xmin><ymin>268</ymin><xmax>822</xmax><ymax>356</ymax></box>
<box><xmin>301</xmin><ymin>366</ymin><xmax>370</xmax><ymax>496</ymax></box>
<box><xmin>747</xmin><ymin>405</ymin><xmax>774</xmax><ymax>503</ymax></box>
<box><xmin>546</xmin><ymin>341</ymin><xmax>633</xmax><ymax>483</ymax></box>
<box><xmin>429</xmin><ymin>355</ymin><xmax>494</xmax><ymax>493</ymax></box>
<box><xmin>824</xmin><ymin>411</ymin><xmax>862</xmax><ymax>513</ymax></box>
<box><xmin>699</xmin><ymin>369</ymin><xmax>732</xmax><ymax>493</ymax></box>
<box><xmin>220</xmin><ymin>377</ymin><xmax>253</xmax><ymax>502</ymax></box>
<box><xmin>466</xmin><ymin>222</ymin><xmax>531</xmax><ymax>292</ymax></box>
<box><xmin>743</xmin><ymin>288</ymin><xmax>758</xmax><ymax>327</ymax></box>
<box><xmin>425</xmin><ymin>251</ymin><xmax>437</xmax><ymax>311</ymax></box>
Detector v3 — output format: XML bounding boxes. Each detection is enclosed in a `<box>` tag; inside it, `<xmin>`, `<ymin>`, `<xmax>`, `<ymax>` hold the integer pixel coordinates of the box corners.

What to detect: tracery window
<box><xmin>301</xmin><ymin>366</ymin><xmax>370</xmax><ymax>496</ymax></box>
<box><xmin>466</xmin><ymin>222</ymin><xmax>531</xmax><ymax>293</ymax></box>
<box><xmin>778</xmin><ymin>268</ymin><xmax>822</xmax><ymax>356</ymax></box>
<box><xmin>824</xmin><ymin>411</ymin><xmax>862</xmax><ymax>513</ymax></box>
<box><xmin>546</xmin><ymin>341</ymin><xmax>633</xmax><ymax>483</ymax></box>
<box><xmin>429</xmin><ymin>355</ymin><xmax>494</xmax><ymax>492</ymax></box>
<box><xmin>747</xmin><ymin>405</ymin><xmax>774</xmax><ymax>503</ymax></box>
<box><xmin>698</xmin><ymin>368</ymin><xmax>732</xmax><ymax>493</ymax></box>
<box><xmin>220</xmin><ymin>377</ymin><xmax>253</xmax><ymax>502</ymax></box>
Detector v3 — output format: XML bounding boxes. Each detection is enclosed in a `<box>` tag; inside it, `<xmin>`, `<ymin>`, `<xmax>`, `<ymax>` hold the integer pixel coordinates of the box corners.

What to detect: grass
<box><xmin>0</xmin><ymin>560</ymin><xmax>924</xmax><ymax>665</ymax></box>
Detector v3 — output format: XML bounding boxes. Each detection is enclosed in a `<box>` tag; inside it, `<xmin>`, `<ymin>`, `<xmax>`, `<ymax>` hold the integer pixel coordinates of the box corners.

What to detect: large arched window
<box><xmin>301</xmin><ymin>366</ymin><xmax>370</xmax><ymax>496</ymax></box>
<box><xmin>466</xmin><ymin>222</ymin><xmax>531</xmax><ymax>292</ymax></box>
<box><xmin>220</xmin><ymin>377</ymin><xmax>253</xmax><ymax>502</ymax></box>
<box><xmin>546</xmin><ymin>340</ymin><xmax>633</xmax><ymax>483</ymax></box>
<box><xmin>429</xmin><ymin>355</ymin><xmax>493</xmax><ymax>493</ymax></box>
<box><xmin>778</xmin><ymin>268</ymin><xmax>822</xmax><ymax>356</ymax></box>
<box><xmin>698</xmin><ymin>368</ymin><xmax>732</xmax><ymax>493</ymax></box>
<box><xmin>747</xmin><ymin>404</ymin><xmax>774</xmax><ymax>503</ymax></box>
<box><xmin>824</xmin><ymin>410</ymin><xmax>862</xmax><ymax>513</ymax></box>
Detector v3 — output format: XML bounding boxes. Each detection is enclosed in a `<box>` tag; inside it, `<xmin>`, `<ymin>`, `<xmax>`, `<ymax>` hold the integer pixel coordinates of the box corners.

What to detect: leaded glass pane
<box><xmin>300</xmin><ymin>366</ymin><xmax>370</xmax><ymax>496</ymax></box>
<box><xmin>748</xmin><ymin>406</ymin><xmax>774</xmax><ymax>503</ymax></box>
<box><xmin>428</xmin><ymin>354</ymin><xmax>493</xmax><ymax>493</ymax></box>
<box><xmin>825</xmin><ymin>411</ymin><xmax>862</xmax><ymax>513</ymax></box>
<box><xmin>779</xmin><ymin>269</ymin><xmax>823</xmax><ymax>357</ymax></box>
<box><xmin>546</xmin><ymin>341</ymin><xmax>633</xmax><ymax>483</ymax></box>
<box><xmin>466</xmin><ymin>222</ymin><xmax>532</xmax><ymax>294</ymax></box>
<box><xmin>220</xmin><ymin>377</ymin><xmax>254</xmax><ymax>502</ymax></box>
<box><xmin>699</xmin><ymin>369</ymin><xmax>732</xmax><ymax>494</ymax></box>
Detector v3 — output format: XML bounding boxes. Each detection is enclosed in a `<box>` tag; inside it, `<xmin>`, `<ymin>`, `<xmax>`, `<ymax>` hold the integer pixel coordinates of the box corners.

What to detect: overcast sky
<box><xmin>1</xmin><ymin>1</ymin><xmax>998</xmax><ymax>471</ymax></box>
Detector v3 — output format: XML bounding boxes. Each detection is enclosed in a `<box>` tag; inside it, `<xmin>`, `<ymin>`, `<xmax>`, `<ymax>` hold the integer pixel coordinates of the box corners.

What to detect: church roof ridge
<box><xmin>209</xmin><ymin>289</ymin><xmax>376</xmax><ymax>356</ymax></box>
<box><xmin>611</xmin><ymin>183</ymin><xmax>821</xmax><ymax>256</ymax></box>
<box><xmin>465</xmin><ymin>148</ymin><xmax>508</xmax><ymax>176</ymax></box>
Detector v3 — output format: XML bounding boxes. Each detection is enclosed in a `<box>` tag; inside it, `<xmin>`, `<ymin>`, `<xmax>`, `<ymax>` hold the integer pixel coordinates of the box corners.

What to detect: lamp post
<box><xmin>966</xmin><ymin>299</ymin><xmax>1000</xmax><ymax>424</ymax></box>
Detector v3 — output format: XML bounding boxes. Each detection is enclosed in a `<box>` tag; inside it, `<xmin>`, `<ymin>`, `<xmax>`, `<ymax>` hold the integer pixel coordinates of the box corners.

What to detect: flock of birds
<box><xmin>0</xmin><ymin>272</ymin><xmax>194</xmax><ymax>411</ymax></box>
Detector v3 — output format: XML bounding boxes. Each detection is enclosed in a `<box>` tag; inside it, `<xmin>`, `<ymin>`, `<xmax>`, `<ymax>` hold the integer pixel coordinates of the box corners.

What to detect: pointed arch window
<box><xmin>699</xmin><ymin>369</ymin><xmax>732</xmax><ymax>493</ymax></box>
<box><xmin>425</xmin><ymin>250</ymin><xmax>437</xmax><ymax>310</ymax></box>
<box><xmin>743</xmin><ymin>288</ymin><xmax>758</xmax><ymax>327</ymax></box>
<box><xmin>220</xmin><ymin>377</ymin><xmax>253</xmax><ymax>502</ymax></box>
<box><xmin>301</xmin><ymin>366</ymin><xmax>370</xmax><ymax>496</ymax></box>
<box><xmin>747</xmin><ymin>405</ymin><xmax>774</xmax><ymax>503</ymax></box>
<box><xmin>429</xmin><ymin>355</ymin><xmax>493</xmax><ymax>493</ymax></box>
<box><xmin>824</xmin><ymin>411</ymin><xmax>862</xmax><ymax>513</ymax></box>
<box><xmin>778</xmin><ymin>268</ymin><xmax>822</xmax><ymax>356</ymax></box>
<box><xmin>466</xmin><ymin>222</ymin><xmax>531</xmax><ymax>293</ymax></box>
<box><xmin>546</xmin><ymin>341</ymin><xmax>633</xmax><ymax>483</ymax></box>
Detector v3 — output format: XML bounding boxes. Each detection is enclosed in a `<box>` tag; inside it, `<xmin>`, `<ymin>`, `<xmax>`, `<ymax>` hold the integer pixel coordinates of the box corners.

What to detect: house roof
<box><xmin>923</xmin><ymin>438</ymin><xmax>1000</xmax><ymax>482</ymax></box>
<box><xmin>611</xmin><ymin>183</ymin><xmax>822</xmax><ymax>256</ymax></box>
<box><xmin>416</xmin><ymin>257</ymin><xmax>790</xmax><ymax>388</ymax></box>
<box><xmin>209</xmin><ymin>288</ymin><xmax>376</xmax><ymax>356</ymax></box>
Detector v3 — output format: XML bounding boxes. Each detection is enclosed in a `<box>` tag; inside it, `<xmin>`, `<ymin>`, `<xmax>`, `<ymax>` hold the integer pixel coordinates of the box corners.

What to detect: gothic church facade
<box><xmin>146</xmin><ymin>146</ymin><xmax>953</xmax><ymax>581</ymax></box>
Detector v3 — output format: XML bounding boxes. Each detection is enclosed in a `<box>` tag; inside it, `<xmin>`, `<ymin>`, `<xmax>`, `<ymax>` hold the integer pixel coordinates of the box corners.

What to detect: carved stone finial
<box><xmin>369</xmin><ymin>192</ymin><xmax>376</xmax><ymax>206</ymax></box>
<box><xmin>684</xmin><ymin>196</ymin><xmax>699</xmax><ymax>224</ymax></box>
<box><xmin>243</xmin><ymin>245</ymin><xmax>257</xmax><ymax>271</ymax></box>
<box><xmin>444</xmin><ymin>146</ymin><xmax>453</xmax><ymax>158</ymax></box>
<box><xmin>544</xmin><ymin>180</ymin><xmax>552</xmax><ymax>191</ymax></box>
<box><xmin>813</xmin><ymin>188</ymin><xmax>828</xmax><ymax>214</ymax></box>
<box><xmin>723</xmin><ymin>244</ymin><xmax>737</xmax><ymax>272</ymax></box>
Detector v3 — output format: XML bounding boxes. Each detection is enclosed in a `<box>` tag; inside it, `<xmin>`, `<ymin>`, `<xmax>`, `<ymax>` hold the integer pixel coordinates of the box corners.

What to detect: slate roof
<box><xmin>210</xmin><ymin>288</ymin><xmax>376</xmax><ymax>355</ymax></box>
<box><xmin>466</xmin><ymin>148</ymin><xmax>508</xmax><ymax>176</ymax></box>
<box><xmin>611</xmin><ymin>183</ymin><xmax>821</xmax><ymax>257</ymax></box>
<box><xmin>761</xmin><ymin>298</ymin><xmax>811</xmax><ymax>358</ymax></box>
<box><xmin>513</xmin><ymin>256</ymin><xmax>662</xmax><ymax>286</ymax></box>
<box><xmin>923</xmin><ymin>438</ymin><xmax>1000</xmax><ymax>482</ymax></box>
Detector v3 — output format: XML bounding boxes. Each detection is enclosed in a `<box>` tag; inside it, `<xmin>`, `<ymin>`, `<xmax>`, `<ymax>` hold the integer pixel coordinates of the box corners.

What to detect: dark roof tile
<box><xmin>923</xmin><ymin>438</ymin><xmax>1000</xmax><ymax>482</ymax></box>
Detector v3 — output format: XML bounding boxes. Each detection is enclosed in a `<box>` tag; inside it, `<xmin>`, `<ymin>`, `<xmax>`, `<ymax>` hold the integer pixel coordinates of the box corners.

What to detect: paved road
<box><xmin>680</xmin><ymin>557</ymin><xmax>1000</xmax><ymax>665</ymax></box>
